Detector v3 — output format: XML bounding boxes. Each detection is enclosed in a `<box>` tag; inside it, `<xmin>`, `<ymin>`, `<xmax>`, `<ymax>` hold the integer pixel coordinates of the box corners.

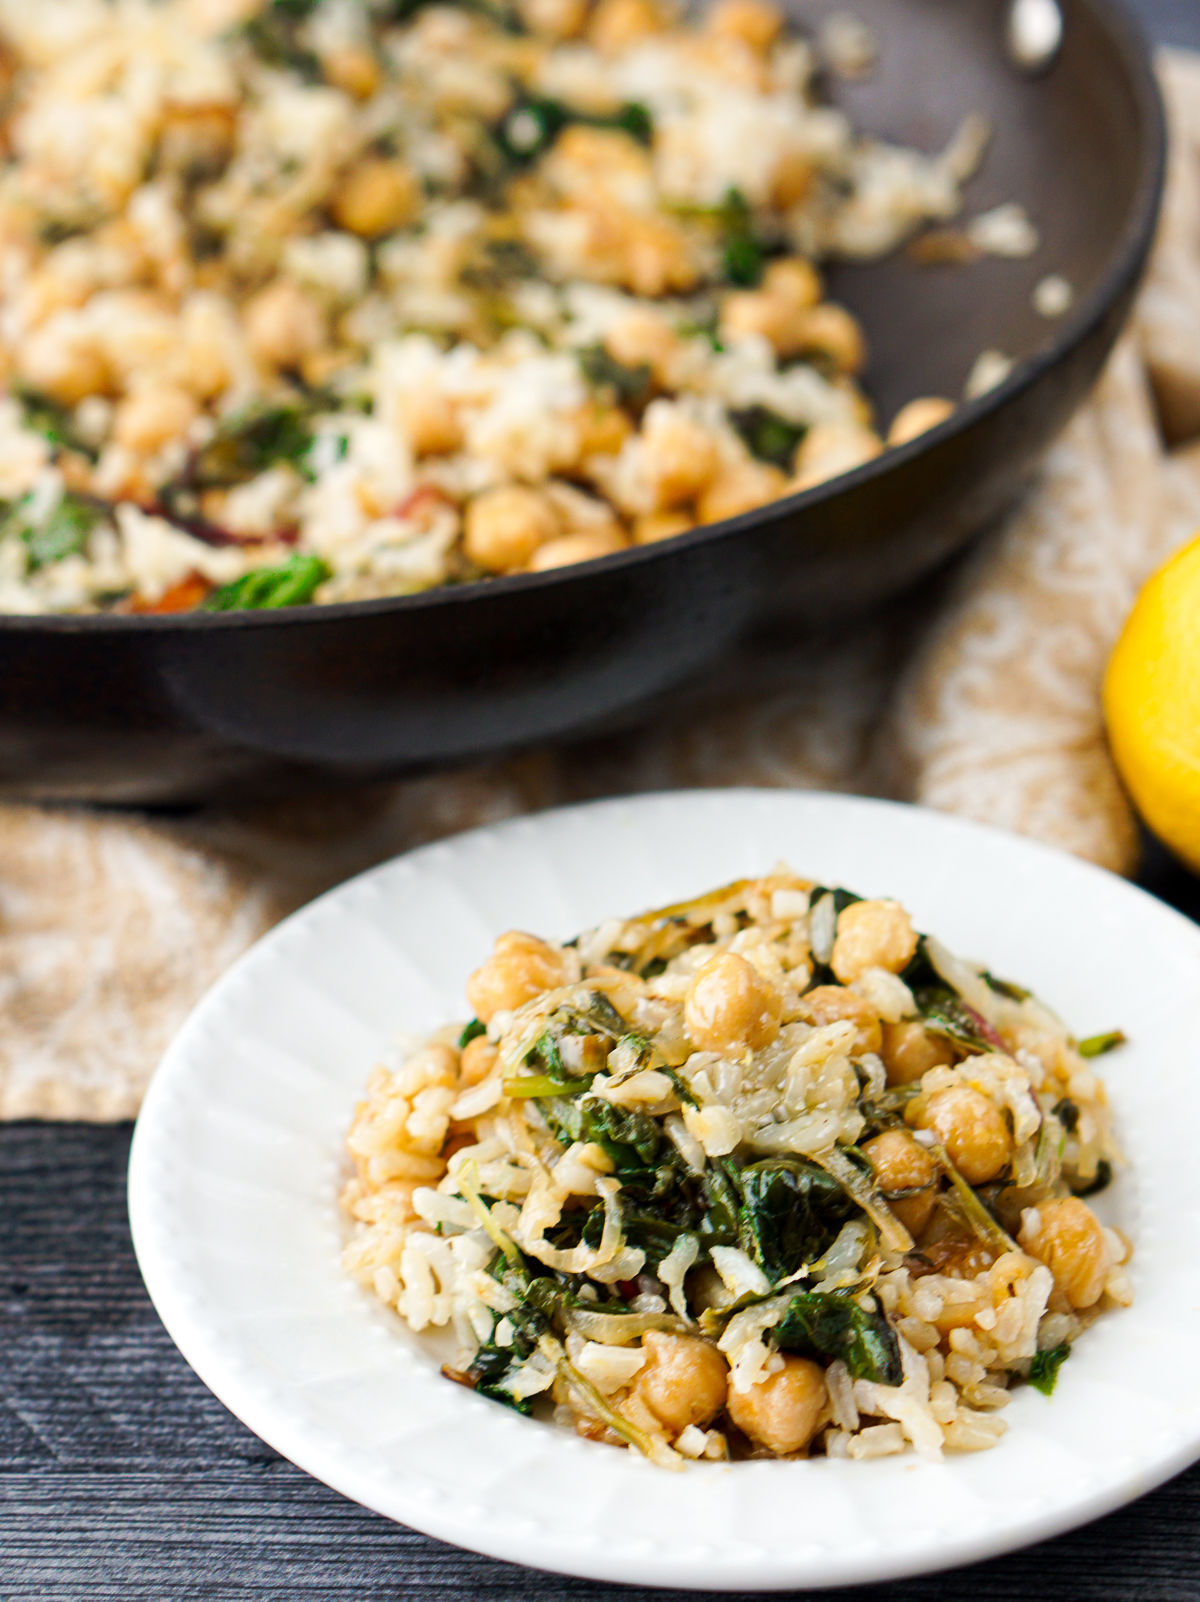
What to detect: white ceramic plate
<box><xmin>129</xmin><ymin>790</ymin><xmax>1200</xmax><ymax>1592</ymax></box>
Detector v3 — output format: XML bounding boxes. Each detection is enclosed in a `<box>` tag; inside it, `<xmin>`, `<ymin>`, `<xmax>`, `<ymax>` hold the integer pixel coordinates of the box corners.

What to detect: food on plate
<box><xmin>1104</xmin><ymin>531</ymin><xmax>1200</xmax><ymax>873</ymax></box>
<box><xmin>0</xmin><ymin>0</ymin><xmax>983</xmax><ymax>613</ymax></box>
<box><xmin>342</xmin><ymin>872</ymin><xmax>1130</xmax><ymax>1467</ymax></box>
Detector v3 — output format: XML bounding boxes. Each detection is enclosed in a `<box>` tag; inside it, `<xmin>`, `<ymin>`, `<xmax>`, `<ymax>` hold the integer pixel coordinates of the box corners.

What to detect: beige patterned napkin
<box><xmin>4</xmin><ymin>53</ymin><xmax>1200</xmax><ymax>1123</ymax></box>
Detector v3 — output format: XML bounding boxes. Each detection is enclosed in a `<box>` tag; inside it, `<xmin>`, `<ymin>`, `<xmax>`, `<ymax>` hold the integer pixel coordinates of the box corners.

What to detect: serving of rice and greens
<box><xmin>0</xmin><ymin>0</ymin><xmax>993</xmax><ymax>614</ymax></box>
<box><xmin>342</xmin><ymin>873</ymin><xmax>1131</xmax><ymax>1468</ymax></box>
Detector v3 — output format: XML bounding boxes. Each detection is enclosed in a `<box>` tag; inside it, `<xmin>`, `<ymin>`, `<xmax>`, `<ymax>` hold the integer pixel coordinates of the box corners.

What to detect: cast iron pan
<box><xmin>0</xmin><ymin>0</ymin><xmax>1165</xmax><ymax>803</ymax></box>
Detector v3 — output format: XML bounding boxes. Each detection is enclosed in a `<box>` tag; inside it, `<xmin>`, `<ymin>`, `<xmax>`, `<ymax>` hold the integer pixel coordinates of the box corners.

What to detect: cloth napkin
<box><xmin>5</xmin><ymin>53</ymin><xmax>1200</xmax><ymax>1123</ymax></box>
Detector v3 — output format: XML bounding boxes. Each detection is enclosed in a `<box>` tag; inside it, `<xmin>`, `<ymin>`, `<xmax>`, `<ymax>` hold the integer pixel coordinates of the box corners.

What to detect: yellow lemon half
<box><xmin>1103</xmin><ymin>534</ymin><xmax>1200</xmax><ymax>872</ymax></box>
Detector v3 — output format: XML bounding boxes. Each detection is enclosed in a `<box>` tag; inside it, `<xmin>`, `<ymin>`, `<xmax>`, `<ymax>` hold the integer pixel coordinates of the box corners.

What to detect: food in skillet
<box><xmin>342</xmin><ymin>873</ymin><xmax>1130</xmax><ymax>1466</ymax></box>
<box><xmin>0</xmin><ymin>0</ymin><xmax>983</xmax><ymax>613</ymax></box>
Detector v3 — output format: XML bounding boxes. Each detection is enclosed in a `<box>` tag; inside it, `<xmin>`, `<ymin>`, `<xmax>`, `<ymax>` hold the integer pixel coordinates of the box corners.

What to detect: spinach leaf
<box><xmin>203</xmin><ymin>553</ymin><xmax>330</xmax><ymax>611</ymax></box>
<box><xmin>713</xmin><ymin>189</ymin><xmax>770</xmax><ymax>286</ymax></box>
<box><xmin>1026</xmin><ymin>1342</ymin><xmax>1070</xmax><ymax>1395</ymax></box>
<box><xmin>238</xmin><ymin>1</ymin><xmax>322</xmax><ymax>76</ymax></box>
<box><xmin>730</xmin><ymin>406</ymin><xmax>806</xmax><ymax>470</ymax></box>
<box><xmin>459</xmin><ymin>1018</ymin><xmax>487</xmax><ymax>1048</ymax></box>
<box><xmin>775</xmin><ymin>1289</ymin><xmax>902</xmax><ymax>1384</ymax></box>
<box><xmin>738</xmin><ymin>1157</ymin><xmax>860</xmax><ymax>1282</ymax></box>
<box><xmin>1052</xmin><ymin>1097</ymin><xmax>1079</xmax><ymax>1134</ymax></box>
<box><xmin>496</xmin><ymin>95</ymin><xmax>654</xmax><ymax>166</ymax></box>
<box><xmin>1071</xmin><ymin>1159</ymin><xmax>1112</xmax><ymax>1198</ymax></box>
<box><xmin>18</xmin><ymin>390</ymin><xmax>99</xmax><ymax>462</ymax></box>
<box><xmin>2</xmin><ymin>492</ymin><xmax>104</xmax><ymax>570</ymax></box>
<box><xmin>578</xmin><ymin>345</ymin><xmax>654</xmax><ymax>411</ymax></box>
<box><xmin>914</xmin><ymin>986</ymin><xmax>1004</xmax><ymax>1053</ymax></box>
<box><xmin>181</xmin><ymin>404</ymin><xmax>317</xmax><ymax>492</ymax></box>
<box><xmin>1077</xmin><ymin>1030</ymin><xmax>1126</xmax><ymax>1058</ymax></box>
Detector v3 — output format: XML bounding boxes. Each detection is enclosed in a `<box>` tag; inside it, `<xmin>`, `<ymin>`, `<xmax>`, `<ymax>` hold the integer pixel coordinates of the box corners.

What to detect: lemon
<box><xmin>1104</xmin><ymin>534</ymin><xmax>1200</xmax><ymax>872</ymax></box>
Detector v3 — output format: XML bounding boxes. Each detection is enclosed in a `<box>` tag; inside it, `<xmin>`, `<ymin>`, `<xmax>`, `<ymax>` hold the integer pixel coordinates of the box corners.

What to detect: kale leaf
<box><xmin>775</xmin><ymin>1289</ymin><xmax>902</xmax><ymax>1384</ymax></box>
<box><xmin>203</xmin><ymin>553</ymin><xmax>330</xmax><ymax>610</ymax></box>
<box><xmin>737</xmin><ymin>1157</ymin><xmax>861</xmax><ymax>1282</ymax></box>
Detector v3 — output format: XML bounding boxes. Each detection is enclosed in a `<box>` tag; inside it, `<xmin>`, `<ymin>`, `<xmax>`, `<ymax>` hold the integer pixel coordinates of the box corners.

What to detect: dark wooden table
<box><xmin>4</xmin><ymin>3</ymin><xmax>1199</xmax><ymax>1595</ymax></box>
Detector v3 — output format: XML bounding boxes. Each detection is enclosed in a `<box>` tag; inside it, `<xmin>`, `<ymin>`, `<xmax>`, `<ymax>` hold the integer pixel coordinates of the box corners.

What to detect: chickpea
<box><xmin>792</xmin><ymin>303</ymin><xmax>866</xmax><ymax>375</ymax></box>
<box><xmin>862</xmin><ymin>1129</ymin><xmax>938</xmax><ymax>1236</ymax></box>
<box><xmin>1018</xmin><ymin>1197</ymin><xmax>1110</xmax><ymax>1309</ymax></box>
<box><xmin>518</xmin><ymin>0</ymin><xmax>589</xmax><ymax>36</ymax></box>
<box><xmin>464</xmin><ymin>485</ymin><xmax>560</xmax><ymax>571</ymax></box>
<box><xmin>908</xmin><ymin>1085</ymin><xmax>1012</xmax><ymax>1185</ymax></box>
<box><xmin>632</xmin><ymin>1332</ymin><xmax>728</xmax><ymax>1434</ymax></box>
<box><xmin>604</xmin><ymin>310</ymin><xmax>680</xmax><ymax>387</ymax></box>
<box><xmin>633</xmin><ymin>509</ymin><xmax>693</xmax><ymax>544</ymax></box>
<box><xmin>17</xmin><ymin>321</ymin><xmax>108</xmax><ymax>405</ymax></box>
<box><xmin>719</xmin><ymin>288</ymin><xmax>800</xmax><ymax>357</ymax></box>
<box><xmin>243</xmin><ymin>278</ymin><xmax>326</xmax><ymax>370</ymax></box>
<box><xmin>333</xmin><ymin>160</ymin><xmax>421</xmax><ymax>239</ymax></box>
<box><xmin>792</xmin><ymin>421</ymin><xmax>882</xmax><ymax>490</ymax></box>
<box><xmin>696</xmin><ymin>459</ymin><xmax>787</xmax><ymax>523</ymax></box>
<box><xmin>527</xmin><ymin>527</ymin><xmax>628</xmax><ymax>570</ymax></box>
<box><xmin>880</xmin><ymin>1020</ymin><xmax>956</xmax><ymax>1086</ymax></box>
<box><xmin>622</xmin><ymin>214</ymin><xmax>699</xmax><ymax>298</ymax></box>
<box><xmin>727</xmin><ymin>1356</ymin><xmax>826</xmax><ymax>1455</ymax></box>
<box><xmin>797</xmin><ymin>985</ymin><xmax>883</xmax><ymax>1056</ymax></box>
<box><xmin>396</xmin><ymin>390</ymin><xmax>461</xmax><ymax>456</ymax></box>
<box><xmin>770</xmin><ymin>149</ymin><xmax>815</xmax><ymax>208</ymax></box>
<box><xmin>642</xmin><ymin>410</ymin><xmax>719</xmax><ymax>509</ymax></box>
<box><xmin>762</xmin><ymin>258</ymin><xmax>823</xmax><ymax>311</ymax></box>
<box><xmin>830</xmin><ymin>899</ymin><xmax>918</xmax><ymax>984</ymax></box>
<box><xmin>465</xmin><ymin>930</ymin><xmax>571</xmax><ymax>1023</ymax></box>
<box><xmin>706</xmin><ymin>0</ymin><xmax>784</xmax><ymax>53</ymax></box>
<box><xmin>589</xmin><ymin>0</ymin><xmax>664</xmax><ymax>53</ymax></box>
<box><xmin>459</xmin><ymin>1035</ymin><xmax>499</xmax><ymax>1087</ymax></box>
<box><xmin>322</xmin><ymin>45</ymin><xmax>382</xmax><ymax>100</ymax></box>
<box><xmin>575</xmin><ymin>401</ymin><xmax>633</xmax><ymax>459</ymax></box>
<box><xmin>684</xmin><ymin>951</ymin><xmax>782</xmax><ymax>1054</ymax></box>
<box><xmin>888</xmin><ymin>396</ymin><xmax>955</xmax><ymax>447</ymax></box>
<box><xmin>112</xmin><ymin>384</ymin><xmax>198</xmax><ymax>455</ymax></box>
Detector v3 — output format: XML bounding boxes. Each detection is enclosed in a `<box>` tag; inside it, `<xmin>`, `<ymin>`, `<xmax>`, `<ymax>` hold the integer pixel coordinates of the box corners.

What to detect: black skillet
<box><xmin>0</xmin><ymin>0</ymin><xmax>1165</xmax><ymax>803</ymax></box>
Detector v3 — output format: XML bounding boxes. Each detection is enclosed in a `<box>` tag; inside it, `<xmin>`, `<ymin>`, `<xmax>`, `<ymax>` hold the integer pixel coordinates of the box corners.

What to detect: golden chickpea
<box><xmin>797</xmin><ymin>986</ymin><xmax>882</xmax><ymax>1056</ymax></box>
<box><xmin>642</xmin><ymin>411</ymin><xmax>719</xmax><ymax>509</ymax></box>
<box><xmin>830</xmin><ymin>899</ymin><xmax>918</xmax><ymax>984</ymax></box>
<box><xmin>888</xmin><ymin>396</ymin><xmax>955</xmax><ymax>447</ymax></box>
<box><xmin>519</xmin><ymin>0</ymin><xmax>589</xmax><ymax>36</ymax></box>
<box><xmin>322</xmin><ymin>45</ymin><xmax>382</xmax><ymax>100</ymax></box>
<box><xmin>464</xmin><ymin>485</ymin><xmax>560</xmax><ymax>572</ymax></box>
<box><xmin>632</xmin><ymin>509</ymin><xmax>693</xmax><ymax>545</ymax></box>
<box><xmin>332</xmin><ymin>160</ymin><xmax>420</xmax><ymax>238</ymax></box>
<box><xmin>17</xmin><ymin>322</ymin><xmax>108</xmax><ymax>405</ymax></box>
<box><xmin>861</xmin><ymin>1129</ymin><xmax>938</xmax><ymax>1237</ymax></box>
<box><xmin>706</xmin><ymin>0</ymin><xmax>784</xmax><ymax>52</ymax></box>
<box><xmin>908</xmin><ymin>1085</ymin><xmax>1012</xmax><ymax>1185</ymax></box>
<box><xmin>770</xmin><ymin>149</ymin><xmax>815</xmax><ymax>208</ymax></box>
<box><xmin>459</xmin><ymin>1036</ymin><xmax>499</xmax><ymax>1087</ymax></box>
<box><xmin>727</xmin><ymin>1356</ymin><xmax>826</xmax><ymax>1455</ymax></box>
<box><xmin>790</xmin><ymin>303</ymin><xmax>866</xmax><ymax>375</ymax></box>
<box><xmin>792</xmin><ymin>422</ymin><xmax>882</xmax><ymax>490</ymax></box>
<box><xmin>396</xmin><ymin>390</ymin><xmax>461</xmax><ymax>456</ymax></box>
<box><xmin>1018</xmin><ymin>1197</ymin><xmax>1110</xmax><ymax>1309</ymax></box>
<box><xmin>465</xmin><ymin>931</ymin><xmax>571</xmax><ymax>1023</ymax></box>
<box><xmin>575</xmin><ymin>401</ymin><xmax>633</xmax><ymax>459</ymax></box>
<box><xmin>696</xmin><ymin>459</ymin><xmax>788</xmax><ymax>523</ymax></box>
<box><xmin>112</xmin><ymin>384</ymin><xmax>198</xmax><ymax>455</ymax></box>
<box><xmin>527</xmin><ymin>527</ymin><xmax>628</xmax><ymax>570</ymax></box>
<box><xmin>243</xmin><ymin>279</ymin><xmax>326</xmax><ymax>370</ymax></box>
<box><xmin>684</xmin><ymin>951</ymin><xmax>782</xmax><ymax>1054</ymax></box>
<box><xmin>589</xmin><ymin>0</ymin><xmax>664</xmax><ymax>53</ymax></box>
<box><xmin>623</xmin><ymin>214</ymin><xmax>699</xmax><ymax>297</ymax></box>
<box><xmin>633</xmin><ymin>1332</ymin><xmax>728</xmax><ymax>1434</ymax></box>
<box><xmin>719</xmin><ymin>288</ymin><xmax>799</xmax><ymax>356</ymax></box>
<box><xmin>604</xmin><ymin>310</ymin><xmax>680</xmax><ymax>386</ymax></box>
<box><xmin>762</xmin><ymin>258</ymin><xmax>823</xmax><ymax>311</ymax></box>
<box><xmin>880</xmin><ymin>1020</ymin><xmax>956</xmax><ymax>1086</ymax></box>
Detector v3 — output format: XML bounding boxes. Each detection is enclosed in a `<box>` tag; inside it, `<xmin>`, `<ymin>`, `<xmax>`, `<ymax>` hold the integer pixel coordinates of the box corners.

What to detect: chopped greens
<box><xmin>18</xmin><ymin>390</ymin><xmax>99</xmax><ymax>461</ymax></box>
<box><xmin>775</xmin><ymin>1290</ymin><xmax>902</xmax><ymax>1385</ymax></box>
<box><xmin>1026</xmin><ymin>1343</ymin><xmax>1070</xmax><ymax>1395</ymax></box>
<box><xmin>729</xmin><ymin>405</ymin><xmax>807</xmax><ymax>470</ymax></box>
<box><xmin>174</xmin><ymin>404</ymin><xmax>317</xmax><ymax>494</ymax></box>
<box><xmin>1077</xmin><ymin>1030</ymin><xmax>1126</xmax><ymax>1058</ymax></box>
<box><xmin>459</xmin><ymin>1018</ymin><xmax>487</xmax><ymax>1048</ymax></box>
<box><xmin>495</xmin><ymin>95</ymin><xmax>654</xmax><ymax>166</ymax></box>
<box><xmin>1071</xmin><ymin>1159</ymin><xmax>1112</xmax><ymax>1198</ymax></box>
<box><xmin>738</xmin><ymin>1157</ymin><xmax>861</xmax><ymax>1282</ymax></box>
<box><xmin>914</xmin><ymin>986</ymin><xmax>1005</xmax><ymax>1053</ymax></box>
<box><xmin>578</xmin><ymin>345</ymin><xmax>654</xmax><ymax>411</ymax></box>
<box><xmin>1</xmin><ymin>492</ymin><xmax>104</xmax><ymax>570</ymax></box>
<box><xmin>203</xmin><ymin>553</ymin><xmax>330</xmax><ymax>610</ymax></box>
